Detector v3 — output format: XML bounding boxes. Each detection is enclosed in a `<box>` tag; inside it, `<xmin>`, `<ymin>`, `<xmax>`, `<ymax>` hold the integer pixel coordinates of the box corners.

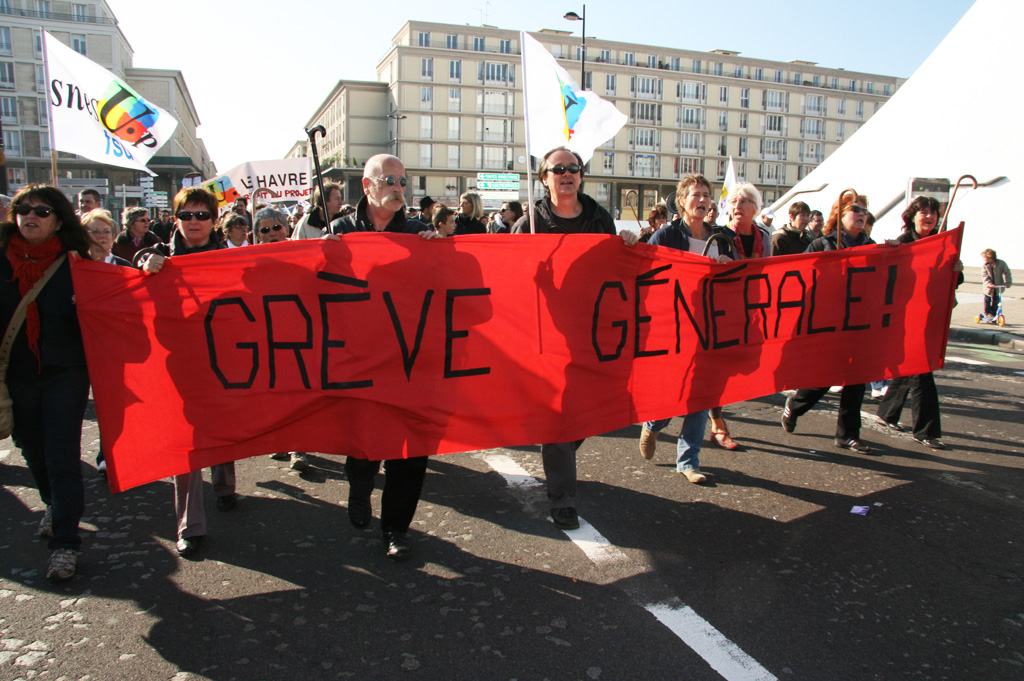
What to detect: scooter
<box><xmin>975</xmin><ymin>285</ymin><xmax>1007</xmax><ymax>326</ymax></box>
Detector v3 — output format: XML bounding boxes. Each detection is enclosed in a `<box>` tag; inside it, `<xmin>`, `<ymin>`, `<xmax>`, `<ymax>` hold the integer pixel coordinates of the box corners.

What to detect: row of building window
<box><xmin>0</xmin><ymin>28</ymin><xmax>88</xmax><ymax>61</ymax></box>
<box><xmin>413</xmin><ymin>30</ymin><xmax>892</xmax><ymax>96</ymax></box>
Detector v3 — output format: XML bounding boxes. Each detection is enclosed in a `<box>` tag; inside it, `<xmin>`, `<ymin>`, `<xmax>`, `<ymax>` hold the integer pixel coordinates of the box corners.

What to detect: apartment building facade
<box><xmin>0</xmin><ymin>0</ymin><xmax>213</xmax><ymax>205</ymax></box>
<box><xmin>304</xmin><ymin>20</ymin><xmax>902</xmax><ymax>217</ymax></box>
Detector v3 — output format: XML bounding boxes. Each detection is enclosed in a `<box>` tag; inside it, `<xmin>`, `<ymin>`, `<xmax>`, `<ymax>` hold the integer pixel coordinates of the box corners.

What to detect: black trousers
<box><xmin>876</xmin><ymin>372</ymin><xmax>941</xmax><ymax>440</ymax></box>
<box><xmin>345</xmin><ymin>456</ymin><xmax>429</xmax><ymax>534</ymax></box>
<box><xmin>788</xmin><ymin>383</ymin><xmax>866</xmax><ymax>440</ymax></box>
<box><xmin>10</xmin><ymin>365</ymin><xmax>90</xmax><ymax>550</ymax></box>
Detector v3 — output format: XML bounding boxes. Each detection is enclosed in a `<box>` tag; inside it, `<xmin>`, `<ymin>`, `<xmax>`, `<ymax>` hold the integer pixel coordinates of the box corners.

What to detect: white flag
<box><xmin>43</xmin><ymin>32</ymin><xmax>178</xmax><ymax>174</ymax></box>
<box><xmin>717</xmin><ymin>156</ymin><xmax>738</xmax><ymax>225</ymax></box>
<box><xmin>521</xmin><ymin>32</ymin><xmax>626</xmax><ymax>164</ymax></box>
<box><xmin>199</xmin><ymin>158</ymin><xmax>314</xmax><ymax>207</ymax></box>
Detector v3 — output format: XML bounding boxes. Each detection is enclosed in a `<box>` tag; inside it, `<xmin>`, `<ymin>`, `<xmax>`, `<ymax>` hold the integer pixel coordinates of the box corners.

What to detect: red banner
<box><xmin>71</xmin><ymin>229</ymin><xmax>962</xmax><ymax>492</ymax></box>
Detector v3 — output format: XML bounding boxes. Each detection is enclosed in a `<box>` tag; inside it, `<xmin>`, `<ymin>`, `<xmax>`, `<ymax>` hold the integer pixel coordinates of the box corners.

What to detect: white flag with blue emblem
<box><xmin>521</xmin><ymin>32</ymin><xmax>626</xmax><ymax>164</ymax></box>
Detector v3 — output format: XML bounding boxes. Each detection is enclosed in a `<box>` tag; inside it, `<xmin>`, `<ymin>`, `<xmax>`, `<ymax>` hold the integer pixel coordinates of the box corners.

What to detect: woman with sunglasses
<box><xmin>781</xmin><ymin>191</ymin><xmax>877</xmax><ymax>454</ymax></box>
<box><xmin>253</xmin><ymin>206</ymin><xmax>292</xmax><ymax>244</ymax></box>
<box><xmin>510</xmin><ymin>146</ymin><xmax>638</xmax><ymax>531</ymax></box>
<box><xmin>0</xmin><ymin>184</ymin><xmax>93</xmax><ymax>581</ymax></box>
<box><xmin>111</xmin><ymin>206</ymin><xmax>162</xmax><ymax>262</ymax></box>
<box><xmin>140</xmin><ymin>187</ymin><xmax>238</xmax><ymax>557</ymax></box>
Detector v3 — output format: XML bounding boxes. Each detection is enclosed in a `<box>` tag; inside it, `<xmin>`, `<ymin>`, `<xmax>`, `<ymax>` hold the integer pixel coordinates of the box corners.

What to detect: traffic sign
<box><xmin>477</xmin><ymin>173</ymin><xmax>520</xmax><ymax>182</ymax></box>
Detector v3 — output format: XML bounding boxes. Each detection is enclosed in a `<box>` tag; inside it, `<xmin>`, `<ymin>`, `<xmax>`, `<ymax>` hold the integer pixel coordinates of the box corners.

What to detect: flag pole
<box><xmin>40</xmin><ymin>30</ymin><xmax>59</xmax><ymax>186</ymax></box>
<box><xmin>520</xmin><ymin>31</ymin><xmax>536</xmax><ymax>234</ymax></box>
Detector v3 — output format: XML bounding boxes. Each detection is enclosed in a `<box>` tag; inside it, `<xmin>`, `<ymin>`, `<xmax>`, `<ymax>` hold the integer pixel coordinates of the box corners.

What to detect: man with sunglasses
<box><xmin>325</xmin><ymin>153</ymin><xmax>443</xmax><ymax>561</ymax></box>
<box><xmin>511</xmin><ymin>146</ymin><xmax>639</xmax><ymax>530</ymax></box>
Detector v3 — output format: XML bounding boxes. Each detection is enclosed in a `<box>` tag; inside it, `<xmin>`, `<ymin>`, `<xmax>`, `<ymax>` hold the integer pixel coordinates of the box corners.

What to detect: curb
<box><xmin>949</xmin><ymin>326</ymin><xmax>1024</xmax><ymax>351</ymax></box>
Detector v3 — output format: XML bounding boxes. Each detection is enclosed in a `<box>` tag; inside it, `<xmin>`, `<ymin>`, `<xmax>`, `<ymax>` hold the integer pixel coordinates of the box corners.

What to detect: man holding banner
<box><xmin>326</xmin><ymin>153</ymin><xmax>444</xmax><ymax>561</ymax></box>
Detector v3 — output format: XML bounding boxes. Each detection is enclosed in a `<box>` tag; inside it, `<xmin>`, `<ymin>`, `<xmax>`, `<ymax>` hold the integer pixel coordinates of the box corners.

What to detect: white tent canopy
<box><xmin>772</xmin><ymin>0</ymin><xmax>1022</xmax><ymax>266</ymax></box>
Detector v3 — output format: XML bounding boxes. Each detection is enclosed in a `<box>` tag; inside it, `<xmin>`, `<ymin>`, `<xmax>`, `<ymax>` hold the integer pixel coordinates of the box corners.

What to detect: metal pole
<box><xmin>580</xmin><ymin>4</ymin><xmax>586</xmax><ymax>89</ymax></box>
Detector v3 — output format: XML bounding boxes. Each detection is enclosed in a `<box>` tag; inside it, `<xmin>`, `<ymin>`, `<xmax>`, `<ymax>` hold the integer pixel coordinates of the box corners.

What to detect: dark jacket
<box><xmin>0</xmin><ymin>255</ymin><xmax>86</xmax><ymax>379</ymax></box>
<box><xmin>329</xmin><ymin>196</ymin><xmax>421</xmax><ymax>235</ymax></box>
<box><xmin>805</xmin><ymin>231</ymin><xmax>875</xmax><ymax>252</ymax></box>
<box><xmin>770</xmin><ymin>226</ymin><xmax>812</xmax><ymax>256</ymax></box>
<box><xmin>165</xmin><ymin>229</ymin><xmax>225</xmax><ymax>256</ymax></box>
<box><xmin>649</xmin><ymin>219</ymin><xmax>737</xmax><ymax>259</ymax></box>
<box><xmin>111</xmin><ymin>229</ymin><xmax>162</xmax><ymax>262</ymax></box>
<box><xmin>510</xmin><ymin>193</ymin><xmax>615</xmax><ymax>235</ymax></box>
<box><xmin>454</xmin><ymin>214</ymin><xmax>487</xmax><ymax>236</ymax></box>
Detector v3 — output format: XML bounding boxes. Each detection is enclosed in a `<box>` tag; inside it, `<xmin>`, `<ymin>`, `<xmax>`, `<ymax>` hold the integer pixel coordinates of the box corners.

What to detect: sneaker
<box><xmin>781</xmin><ymin>398</ymin><xmax>797</xmax><ymax>433</ymax></box>
<box><xmin>47</xmin><ymin>548</ymin><xmax>77</xmax><ymax>582</ymax></box>
<box><xmin>97</xmin><ymin>459</ymin><xmax>107</xmax><ymax>475</ymax></box>
<box><xmin>870</xmin><ymin>388</ymin><xmax>884</xmax><ymax>399</ymax></box>
<box><xmin>835</xmin><ymin>438</ymin><xmax>872</xmax><ymax>454</ymax></box>
<box><xmin>289</xmin><ymin>452</ymin><xmax>309</xmax><ymax>471</ymax></box>
<box><xmin>551</xmin><ymin>507</ymin><xmax>580</xmax><ymax>530</ymax></box>
<box><xmin>680</xmin><ymin>469</ymin><xmax>707</xmax><ymax>484</ymax></box>
<box><xmin>216</xmin><ymin>493</ymin><xmax>238</xmax><ymax>512</ymax></box>
<box><xmin>38</xmin><ymin>506</ymin><xmax>53</xmax><ymax>539</ymax></box>
<box><xmin>175</xmin><ymin>535</ymin><xmax>203</xmax><ymax>557</ymax></box>
<box><xmin>828</xmin><ymin>385</ymin><xmax>843</xmax><ymax>394</ymax></box>
<box><xmin>877</xmin><ymin>417</ymin><xmax>906</xmax><ymax>433</ymax></box>
<box><xmin>639</xmin><ymin>428</ymin><xmax>658</xmax><ymax>460</ymax></box>
<box><xmin>269</xmin><ymin>452</ymin><xmax>290</xmax><ymax>461</ymax></box>
<box><xmin>914</xmin><ymin>437</ymin><xmax>945</xmax><ymax>450</ymax></box>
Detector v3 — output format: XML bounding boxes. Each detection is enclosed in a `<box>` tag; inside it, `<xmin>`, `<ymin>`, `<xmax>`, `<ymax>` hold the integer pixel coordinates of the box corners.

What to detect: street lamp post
<box><xmin>387</xmin><ymin>112</ymin><xmax>407</xmax><ymax>157</ymax></box>
<box><xmin>563</xmin><ymin>5</ymin><xmax>586</xmax><ymax>89</ymax></box>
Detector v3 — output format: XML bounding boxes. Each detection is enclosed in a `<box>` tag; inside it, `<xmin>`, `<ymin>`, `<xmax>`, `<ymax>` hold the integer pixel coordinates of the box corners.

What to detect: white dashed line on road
<box><xmin>482</xmin><ymin>450</ymin><xmax>774</xmax><ymax>681</ymax></box>
<box><xmin>646</xmin><ymin>603</ymin><xmax>778</xmax><ymax>681</ymax></box>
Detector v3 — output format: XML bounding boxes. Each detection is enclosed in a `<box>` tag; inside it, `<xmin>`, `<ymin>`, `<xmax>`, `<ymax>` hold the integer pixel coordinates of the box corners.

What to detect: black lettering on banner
<box><xmin>843</xmin><ymin>266</ymin><xmax>876</xmax><ymax>331</ymax></box>
<box><xmin>635</xmin><ymin>265</ymin><xmax>671</xmax><ymax>358</ymax></box>
<box><xmin>743</xmin><ymin>273</ymin><xmax>771</xmax><ymax>344</ymax></box>
<box><xmin>445</xmin><ymin>288</ymin><xmax>492</xmax><ymax>378</ymax></box>
<box><xmin>205</xmin><ymin>298</ymin><xmax>258</xmax><ymax>389</ymax></box>
<box><xmin>49</xmin><ymin>79</ymin><xmax>63</xmax><ymax>106</ymax></box>
<box><xmin>774</xmin><ymin>271</ymin><xmax>806</xmax><ymax>338</ymax></box>
<box><xmin>319</xmin><ymin>292</ymin><xmax>373</xmax><ymax>390</ymax></box>
<box><xmin>592</xmin><ymin>281</ymin><xmax>628</xmax><ymax>362</ymax></box>
<box><xmin>263</xmin><ymin>295</ymin><xmax>313</xmax><ymax>389</ymax></box>
<box><xmin>882</xmin><ymin>264</ymin><xmax>898</xmax><ymax>328</ymax></box>
<box><xmin>317</xmin><ymin>271</ymin><xmax>369</xmax><ymax>288</ymax></box>
<box><xmin>385</xmin><ymin>290</ymin><xmax>435</xmax><ymax>380</ymax></box>
<box><xmin>674</xmin><ymin>279</ymin><xmax>709</xmax><ymax>352</ymax></box>
<box><xmin>807</xmin><ymin>269</ymin><xmax>836</xmax><ymax>335</ymax></box>
<box><xmin>709</xmin><ymin>264</ymin><xmax>746</xmax><ymax>350</ymax></box>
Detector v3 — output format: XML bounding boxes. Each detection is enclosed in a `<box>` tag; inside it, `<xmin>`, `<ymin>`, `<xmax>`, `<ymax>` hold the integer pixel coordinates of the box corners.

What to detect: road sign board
<box><xmin>476</xmin><ymin>181</ymin><xmax>520</xmax><ymax>190</ymax></box>
<box><xmin>477</xmin><ymin>173</ymin><xmax>520</xmax><ymax>182</ymax></box>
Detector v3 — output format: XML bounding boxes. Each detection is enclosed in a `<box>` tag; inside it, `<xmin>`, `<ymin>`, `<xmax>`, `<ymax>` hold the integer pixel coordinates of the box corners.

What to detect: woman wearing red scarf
<box><xmin>0</xmin><ymin>184</ymin><xmax>92</xmax><ymax>581</ymax></box>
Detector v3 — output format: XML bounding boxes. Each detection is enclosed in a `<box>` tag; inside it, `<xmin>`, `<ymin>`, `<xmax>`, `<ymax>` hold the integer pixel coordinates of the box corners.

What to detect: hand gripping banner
<box><xmin>71</xmin><ymin>229</ymin><xmax>962</xmax><ymax>492</ymax></box>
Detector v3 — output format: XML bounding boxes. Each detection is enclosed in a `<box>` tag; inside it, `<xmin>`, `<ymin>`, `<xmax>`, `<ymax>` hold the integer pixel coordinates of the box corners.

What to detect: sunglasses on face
<box><xmin>259</xmin><ymin>224</ymin><xmax>284</xmax><ymax>234</ymax></box>
<box><xmin>370</xmin><ymin>175</ymin><xmax>408</xmax><ymax>187</ymax></box>
<box><xmin>547</xmin><ymin>164</ymin><xmax>581</xmax><ymax>175</ymax></box>
<box><xmin>14</xmin><ymin>205</ymin><xmax>54</xmax><ymax>218</ymax></box>
<box><xmin>846</xmin><ymin>204</ymin><xmax>868</xmax><ymax>215</ymax></box>
<box><xmin>176</xmin><ymin>211</ymin><xmax>213</xmax><ymax>222</ymax></box>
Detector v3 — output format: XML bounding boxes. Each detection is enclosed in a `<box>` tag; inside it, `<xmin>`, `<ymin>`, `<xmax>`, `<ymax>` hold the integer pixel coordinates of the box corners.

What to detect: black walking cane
<box><xmin>305</xmin><ymin>125</ymin><xmax>329</xmax><ymax>226</ymax></box>
<box><xmin>939</xmin><ymin>174</ymin><xmax>977</xmax><ymax>232</ymax></box>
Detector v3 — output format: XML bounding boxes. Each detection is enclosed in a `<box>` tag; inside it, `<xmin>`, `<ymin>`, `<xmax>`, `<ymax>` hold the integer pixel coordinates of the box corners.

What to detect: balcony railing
<box><xmin>0</xmin><ymin>7</ymin><xmax>116</xmax><ymax>24</ymax></box>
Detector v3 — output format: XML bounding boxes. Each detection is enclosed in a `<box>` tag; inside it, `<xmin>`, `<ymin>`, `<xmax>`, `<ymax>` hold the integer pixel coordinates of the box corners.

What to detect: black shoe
<box><xmin>835</xmin><ymin>438</ymin><xmax>872</xmax><ymax>454</ymax></box>
<box><xmin>877</xmin><ymin>417</ymin><xmax>906</xmax><ymax>433</ymax></box>
<box><xmin>551</xmin><ymin>507</ymin><xmax>580</xmax><ymax>530</ymax></box>
<box><xmin>175</xmin><ymin>535</ymin><xmax>204</xmax><ymax>557</ymax></box>
<box><xmin>216</xmin><ymin>493</ymin><xmax>237</xmax><ymax>512</ymax></box>
<box><xmin>383</xmin><ymin>531</ymin><xmax>412</xmax><ymax>561</ymax></box>
<box><xmin>914</xmin><ymin>437</ymin><xmax>945</xmax><ymax>450</ymax></box>
<box><xmin>781</xmin><ymin>397</ymin><xmax>797</xmax><ymax>433</ymax></box>
<box><xmin>348</xmin><ymin>495</ymin><xmax>372</xmax><ymax>528</ymax></box>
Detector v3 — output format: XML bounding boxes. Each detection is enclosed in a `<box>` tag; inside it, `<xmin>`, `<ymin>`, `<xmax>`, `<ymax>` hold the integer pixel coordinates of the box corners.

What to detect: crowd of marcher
<box><xmin>0</xmin><ymin>151</ymin><xmax>990</xmax><ymax>581</ymax></box>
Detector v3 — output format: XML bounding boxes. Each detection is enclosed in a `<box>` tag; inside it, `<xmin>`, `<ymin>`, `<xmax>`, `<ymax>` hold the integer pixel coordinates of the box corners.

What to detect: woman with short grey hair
<box><xmin>253</xmin><ymin>206</ymin><xmax>291</xmax><ymax>243</ymax></box>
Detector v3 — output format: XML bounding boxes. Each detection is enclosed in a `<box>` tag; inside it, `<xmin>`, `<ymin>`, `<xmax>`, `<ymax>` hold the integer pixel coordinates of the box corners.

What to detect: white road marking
<box><xmin>647</xmin><ymin>604</ymin><xmax>778</xmax><ymax>681</ymax></box>
<box><xmin>482</xmin><ymin>451</ymin><xmax>773</xmax><ymax>680</ymax></box>
<box><xmin>945</xmin><ymin>356</ymin><xmax>989</xmax><ymax>366</ymax></box>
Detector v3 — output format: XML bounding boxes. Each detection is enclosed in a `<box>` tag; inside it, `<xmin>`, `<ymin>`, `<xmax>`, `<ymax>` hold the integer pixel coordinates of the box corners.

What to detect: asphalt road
<box><xmin>1</xmin><ymin>335</ymin><xmax>1022</xmax><ymax>681</ymax></box>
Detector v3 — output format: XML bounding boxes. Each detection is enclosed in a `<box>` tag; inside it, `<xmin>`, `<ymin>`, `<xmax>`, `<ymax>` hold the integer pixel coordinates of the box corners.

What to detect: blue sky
<box><xmin>106</xmin><ymin>0</ymin><xmax>975</xmax><ymax>172</ymax></box>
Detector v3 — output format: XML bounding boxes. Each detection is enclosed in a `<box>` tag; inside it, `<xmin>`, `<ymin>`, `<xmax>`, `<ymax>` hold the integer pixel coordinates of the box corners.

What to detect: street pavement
<box><xmin>1</xmin><ymin>268</ymin><xmax>1022</xmax><ymax>681</ymax></box>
